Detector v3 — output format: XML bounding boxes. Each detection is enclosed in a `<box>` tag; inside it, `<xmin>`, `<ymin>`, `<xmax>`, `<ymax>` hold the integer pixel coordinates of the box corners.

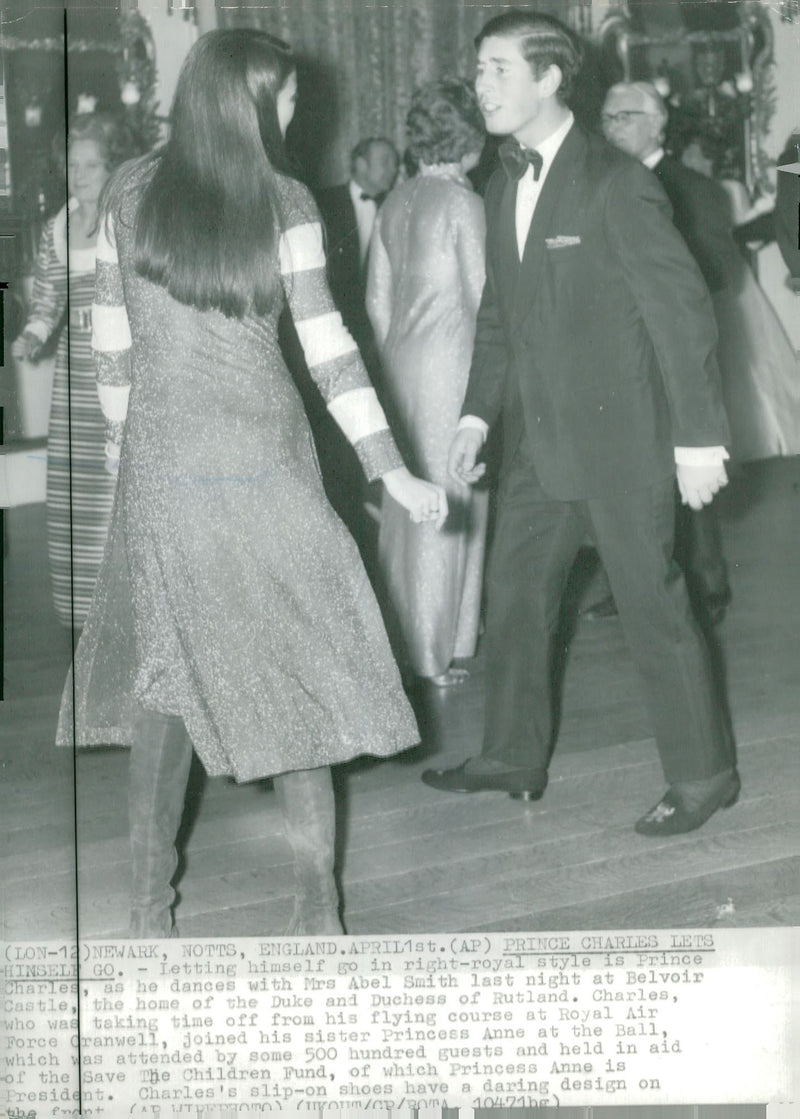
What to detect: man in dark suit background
<box><xmin>578</xmin><ymin>79</ymin><xmax>740</xmax><ymax>625</ymax></box>
<box><xmin>316</xmin><ymin>136</ymin><xmax>400</xmax><ymax>370</ymax></box>
<box><xmin>421</xmin><ymin>10</ymin><xmax>739</xmax><ymax>835</ymax></box>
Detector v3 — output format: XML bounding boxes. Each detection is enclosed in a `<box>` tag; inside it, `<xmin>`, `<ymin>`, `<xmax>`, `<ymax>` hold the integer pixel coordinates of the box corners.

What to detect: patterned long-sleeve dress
<box><xmin>367</xmin><ymin>169</ymin><xmax>489</xmax><ymax>678</ymax></box>
<box><xmin>24</xmin><ymin>203</ymin><xmax>116</xmax><ymax>627</ymax></box>
<box><xmin>56</xmin><ymin>166</ymin><xmax>419</xmax><ymax>782</ymax></box>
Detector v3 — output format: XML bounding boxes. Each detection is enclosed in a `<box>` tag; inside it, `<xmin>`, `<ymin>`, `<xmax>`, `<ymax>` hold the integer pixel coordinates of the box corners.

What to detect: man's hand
<box><xmin>676</xmin><ymin>461</ymin><xmax>728</xmax><ymax>510</ymax></box>
<box><xmin>448</xmin><ymin>427</ymin><xmax>486</xmax><ymax>486</ymax></box>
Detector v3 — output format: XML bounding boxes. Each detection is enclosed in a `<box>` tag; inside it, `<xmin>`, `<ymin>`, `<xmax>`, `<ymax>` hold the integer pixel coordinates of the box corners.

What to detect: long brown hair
<box><xmin>130</xmin><ymin>29</ymin><xmax>295</xmax><ymax>319</ymax></box>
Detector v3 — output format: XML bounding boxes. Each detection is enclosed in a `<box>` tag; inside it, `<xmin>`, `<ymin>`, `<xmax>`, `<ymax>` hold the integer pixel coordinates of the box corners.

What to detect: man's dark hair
<box><xmin>475</xmin><ymin>10</ymin><xmax>584</xmax><ymax>104</ymax></box>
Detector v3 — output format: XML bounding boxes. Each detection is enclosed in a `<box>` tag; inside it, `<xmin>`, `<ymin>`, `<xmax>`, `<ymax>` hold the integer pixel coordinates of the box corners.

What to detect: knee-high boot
<box><xmin>274</xmin><ymin>766</ymin><xmax>344</xmax><ymax>935</ymax></box>
<box><xmin>128</xmin><ymin>709</ymin><xmax>194</xmax><ymax>938</ymax></box>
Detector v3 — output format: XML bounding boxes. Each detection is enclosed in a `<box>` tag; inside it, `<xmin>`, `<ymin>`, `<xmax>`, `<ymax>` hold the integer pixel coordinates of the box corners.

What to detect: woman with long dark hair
<box><xmin>57</xmin><ymin>30</ymin><xmax>447</xmax><ymax>937</ymax></box>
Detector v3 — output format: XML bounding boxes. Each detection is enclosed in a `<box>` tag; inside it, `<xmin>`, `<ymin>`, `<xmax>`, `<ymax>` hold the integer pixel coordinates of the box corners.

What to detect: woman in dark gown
<box><xmin>57</xmin><ymin>30</ymin><xmax>447</xmax><ymax>937</ymax></box>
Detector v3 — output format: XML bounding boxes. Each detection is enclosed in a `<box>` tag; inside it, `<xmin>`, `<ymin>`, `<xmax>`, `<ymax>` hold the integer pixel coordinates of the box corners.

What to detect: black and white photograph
<box><xmin>0</xmin><ymin>0</ymin><xmax>798</xmax><ymax>1112</ymax></box>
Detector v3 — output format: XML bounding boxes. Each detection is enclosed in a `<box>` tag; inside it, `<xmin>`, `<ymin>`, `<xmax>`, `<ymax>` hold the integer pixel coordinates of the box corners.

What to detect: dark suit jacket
<box><xmin>653</xmin><ymin>154</ymin><xmax>745</xmax><ymax>295</ymax></box>
<box><xmin>462</xmin><ymin>123</ymin><xmax>730</xmax><ymax>501</ymax></box>
<box><xmin>315</xmin><ymin>183</ymin><xmax>371</xmax><ymax>345</ymax></box>
<box><xmin>776</xmin><ymin>134</ymin><xmax>800</xmax><ymax>285</ymax></box>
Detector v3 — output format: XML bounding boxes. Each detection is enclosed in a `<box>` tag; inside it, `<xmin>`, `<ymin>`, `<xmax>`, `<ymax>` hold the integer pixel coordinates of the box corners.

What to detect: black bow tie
<box><xmin>498</xmin><ymin>139</ymin><xmax>543</xmax><ymax>182</ymax></box>
<box><xmin>360</xmin><ymin>191</ymin><xmax>386</xmax><ymax>204</ymax></box>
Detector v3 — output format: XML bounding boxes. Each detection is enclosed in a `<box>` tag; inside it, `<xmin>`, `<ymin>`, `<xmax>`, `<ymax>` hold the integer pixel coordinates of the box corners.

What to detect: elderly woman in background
<box><xmin>367</xmin><ymin>78</ymin><xmax>488</xmax><ymax>687</ymax></box>
<box><xmin>14</xmin><ymin>113</ymin><xmax>135</xmax><ymax>629</ymax></box>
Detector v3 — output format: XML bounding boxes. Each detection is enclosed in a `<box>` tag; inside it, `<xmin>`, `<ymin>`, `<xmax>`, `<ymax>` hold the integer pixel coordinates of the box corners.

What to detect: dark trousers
<box><xmin>592</xmin><ymin>499</ymin><xmax>729</xmax><ymax>612</ymax></box>
<box><xmin>676</xmin><ymin>501</ymin><xmax>729</xmax><ymax>600</ymax></box>
<box><xmin>482</xmin><ymin>446</ymin><xmax>733</xmax><ymax>786</ymax></box>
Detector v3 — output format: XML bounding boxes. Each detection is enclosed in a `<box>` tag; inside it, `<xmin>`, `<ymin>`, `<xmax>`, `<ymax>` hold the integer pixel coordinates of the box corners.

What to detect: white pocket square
<box><xmin>545</xmin><ymin>235</ymin><xmax>581</xmax><ymax>248</ymax></box>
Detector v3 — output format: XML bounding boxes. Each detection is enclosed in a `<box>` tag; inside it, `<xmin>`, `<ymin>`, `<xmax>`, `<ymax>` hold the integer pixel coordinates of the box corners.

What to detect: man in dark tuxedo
<box><xmin>579</xmin><ymin>80</ymin><xmax>741</xmax><ymax>625</ymax></box>
<box><xmin>315</xmin><ymin>137</ymin><xmax>399</xmax><ymax>368</ymax></box>
<box><xmin>421</xmin><ymin>10</ymin><xmax>739</xmax><ymax>835</ymax></box>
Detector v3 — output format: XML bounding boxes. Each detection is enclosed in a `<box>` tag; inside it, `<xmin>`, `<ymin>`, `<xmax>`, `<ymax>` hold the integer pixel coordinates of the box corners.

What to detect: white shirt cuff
<box><xmin>674</xmin><ymin>446</ymin><xmax>729</xmax><ymax>466</ymax></box>
<box><xmin>458</xmin><ymin>415</ymin><xmax>489</xmax><ymax>443</ymax></box>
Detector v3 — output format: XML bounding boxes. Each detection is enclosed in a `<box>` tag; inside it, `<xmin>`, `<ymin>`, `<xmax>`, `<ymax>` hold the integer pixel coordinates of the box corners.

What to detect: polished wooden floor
<box><xmin>2</xmin><ymin>458</ymin><xmax>799</xmax><ymax>940</ymax></box>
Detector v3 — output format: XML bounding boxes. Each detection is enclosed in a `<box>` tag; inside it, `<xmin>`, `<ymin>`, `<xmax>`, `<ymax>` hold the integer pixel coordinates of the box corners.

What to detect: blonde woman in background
<box><xmin>14</xmin><ymin>114</ymin><xmax>135</xmax><ymax>629</ymax></box>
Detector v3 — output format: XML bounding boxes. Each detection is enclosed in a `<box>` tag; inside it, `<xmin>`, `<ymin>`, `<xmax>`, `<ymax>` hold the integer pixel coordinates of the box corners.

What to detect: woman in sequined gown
<box><xmin>367</xmin><ymin>79</ymin><xmax>489</xmax><ymax>686</ymax></box>
<box><xmin>56</xmin><ymin>31</ymin><xmax>447</xmax><ymax>938</ymax></box>
<box><xmin>14</xmin><ymin>115</ymin><xmax>134</xmax><ymax>628</ymax></box>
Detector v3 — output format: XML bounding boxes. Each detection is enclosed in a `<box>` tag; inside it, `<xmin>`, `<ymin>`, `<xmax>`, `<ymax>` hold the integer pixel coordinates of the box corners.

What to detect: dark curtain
<box><xmin>218</xmin><ymin>0</ymin><xmax>583</xmax><ymax>187</ymax></box>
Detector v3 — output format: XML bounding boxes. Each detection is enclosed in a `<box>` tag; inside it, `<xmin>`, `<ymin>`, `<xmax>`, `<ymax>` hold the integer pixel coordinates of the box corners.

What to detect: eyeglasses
<box><xmin>601</xmin><ymin>110</ymin><xmax>652</xmax><ymax>126</ymax></box>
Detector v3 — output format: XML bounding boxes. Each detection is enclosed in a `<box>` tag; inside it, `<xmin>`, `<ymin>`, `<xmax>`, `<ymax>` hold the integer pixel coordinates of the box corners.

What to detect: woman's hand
<box><xmin>13</xmin><ymin>330</ymin><xmax>45</xmax><ymax>363</ymax></box>
<box><xmin>382</xmin><ymin>467</ymin><xmax>449</xmax><ymax>530</ymax></box>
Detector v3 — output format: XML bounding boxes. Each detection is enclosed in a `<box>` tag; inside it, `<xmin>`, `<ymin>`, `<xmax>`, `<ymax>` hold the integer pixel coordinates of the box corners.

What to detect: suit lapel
<box><xmin>513</xmin><ymin>124</ymin><xmax>585</xmax><ymax>327</ymax></box>
<box><xmin>340</xmin><ymin>189</ymin><xmax>364</xmax><ymax>281</ymax></box>
<box><xmin>492</xmin><ymin>176</ymin><xmax>520</xmax><ymax>312</ymax></box>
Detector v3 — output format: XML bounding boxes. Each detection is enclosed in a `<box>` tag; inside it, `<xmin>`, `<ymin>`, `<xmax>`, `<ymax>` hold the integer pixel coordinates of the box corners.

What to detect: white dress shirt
<box><xmin>514</xmin><ymin>111</ymin><xmax>575</xmax><ymax>259</ymax></box>
<box><xmin>460</xmin><ymin>113</ymin><xmax>574</xmax><ymax>442</ymax></box>
<box><xmin>349</xmin><ymin>178</ymin><xmax>378</xmax><ymax>266</ymax></box>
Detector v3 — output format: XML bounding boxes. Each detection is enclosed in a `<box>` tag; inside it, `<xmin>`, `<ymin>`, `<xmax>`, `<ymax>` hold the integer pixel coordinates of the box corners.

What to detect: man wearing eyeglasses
<box><xmin>586</xmin><ymin>81</ymin><xmax>740</xmax><ymax>626</ymax></box>
<box><xmin>601</xmin><ymin>82</ymin><xmax>743</xmax><ymax>304</ymax></box>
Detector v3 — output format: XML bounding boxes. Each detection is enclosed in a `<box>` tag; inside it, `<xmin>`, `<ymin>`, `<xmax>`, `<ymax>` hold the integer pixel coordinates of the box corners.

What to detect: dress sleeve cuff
<box><xmin>353</xmin><ymin>428</ymin><xmax>404</xmax><ymax>482</ymax></box>
<box><xmin>24</xmin><ymin>320</ymin><xmax>50</xmax><ymax>343</ymax></box>
<box><xmin>674</xmin><ymin>446</ymin><xmax>730</xmax><ymax>466</ymax></box>
<box><xmin>458</xmin><ymin>415</ymin><xmax>490</xmax><ymax>442</ymax></box>
<box><xmin>105</xmin><ymin>418</ymin><xmax>125</xmax><ymax>448</ymax></box>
